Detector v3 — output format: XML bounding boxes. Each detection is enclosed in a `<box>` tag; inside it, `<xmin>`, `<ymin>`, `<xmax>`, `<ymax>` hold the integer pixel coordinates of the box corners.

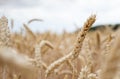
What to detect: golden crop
<box><xmin>0</xmin><ymin>15</ymin><xmax>119</xmax><ymax>79</ymax></box>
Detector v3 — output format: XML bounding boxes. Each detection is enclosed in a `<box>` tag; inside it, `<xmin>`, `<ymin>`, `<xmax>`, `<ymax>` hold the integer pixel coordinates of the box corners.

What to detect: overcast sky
<box><xmin>0</xmin><ymin>0</ymin><xmax>120</xmax><ymax>33</ymax></box>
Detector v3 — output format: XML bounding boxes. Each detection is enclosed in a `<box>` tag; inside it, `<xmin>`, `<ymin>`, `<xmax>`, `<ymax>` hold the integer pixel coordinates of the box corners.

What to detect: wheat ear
<box><xmin>45</xmin><ymin>14</ymin><xmax>96</xmax><ymax>78</ymax></box>
<box><xmin>77</xmin><ymin>66</ymin><xmax>98</xmax><ymax>79</ymax></box>
<box><xmin>0</xmin><ymin>16</ymin><xmax>36</xmax><ymax>79</ymax></box>
<box><xmin>77</xmin><ymin>39</ymin><xmax>98</xmax><ymax>79</ymax></box>
<box><xmin>100</xmin><ymin>37</ymin><xmax>120</xmax><ymax>79</ymax></box>
<box><xmin>0</xmin><ymin>16</ymin><xmax>11</xmax><ymax>47</ymax></box>
<box><xmin>72</xmin><ymin>15</ymin><xmax>96</xmax><ymax>59</ymax></box>
<box><xmin>104</xmin><ymin>34</ymin><xmax>112</xmax><ymax>56</ymax></box>
<box><xmin>30</xmin><ymin>40</ymin><xmax>53</xmax><ymax>69</ymax></box>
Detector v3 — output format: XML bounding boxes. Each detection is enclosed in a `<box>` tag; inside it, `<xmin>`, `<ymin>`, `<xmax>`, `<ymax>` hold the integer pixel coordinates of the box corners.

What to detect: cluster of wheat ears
<box><xmin>0</xmin><ymin>15</ymin><xmax>119</xmax><ymax>79</ymax></box>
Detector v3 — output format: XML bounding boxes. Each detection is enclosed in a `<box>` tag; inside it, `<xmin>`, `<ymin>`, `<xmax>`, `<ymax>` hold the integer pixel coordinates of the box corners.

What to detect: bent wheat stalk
<box><xmin>30</xmin><ymin>40</ymin><xmax>54</xmax><ymax>69</ymax></box>
<box><xmin>45</xmin><ymin>14</ymin><xmax>96</xmax><ymax>78</ymax></box>
<box><xmin>28</xmin><ymin>18</ymin><xmax>43</xmax><ymax>24</ymax></box>
<box><xmin>45</xmin><ymin>52</ymin><xmax>73</xmax><ymax>77</ymax></box>
<box><xmin>23</xmin><ymin>24</ymin><xmax>36</xmax><ymax>40</ymax></box>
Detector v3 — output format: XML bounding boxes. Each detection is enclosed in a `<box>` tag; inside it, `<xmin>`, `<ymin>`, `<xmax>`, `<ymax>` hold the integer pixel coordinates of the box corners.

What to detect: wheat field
<box><xmin>0</xmin><ymin>15</ymin><xmax>120</xmax><ymax>79</ymax></box>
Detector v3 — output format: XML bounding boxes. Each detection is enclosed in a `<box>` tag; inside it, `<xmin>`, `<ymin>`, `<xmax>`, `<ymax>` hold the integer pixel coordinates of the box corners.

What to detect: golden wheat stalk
<box><xmin>23</xmin><ymin>24</ymin><xmax>36</xmax><ymax>40</ymax></box>
<box><xmin>77</xmin><ymin>38</ymin><xmax>98</xmax><ymax>79</ymax></box>
<box><xmin>87</xmin><ymin>73</ymin><xmax>98</xmax><ymax>79</ymax></box>
<box><xmin>45</xmin><ymin>52</ymin><xmax>73</xmax><ymax>77</ymax></box>
<box><xmin>96</xmin><ymin>31</ymin><xmax>101</xmax><ymax>50</ymax></box>
<box><xmin>58</xmin><ymin>70</ymin><xmax>75</xmax><ymax>75</ymax></box>
<box><xmin>45</xmin><ymin>14</ymin><xmax>96</xmax><ymax>78</ymax></box>
<box><xmin>77</xmin><ymin>66</ymin><xmax>97</xmax><ymax>79</ymax></box>
<box><xmin>28</xmin><ymin>18</ymin><xmax>43</xmax><ymax>24</ymax></box>
<box><xmin>0</xmin><ymin>16</ymin><xmax>36</xmax><ymax>78</ymax></box>
<box><xmin>100</xmin><ymin>37</ymin><xmax>120</xmax><ymax>79</ymax></box>
<box><xmin>72</xmin><ymin>15</ymin><xmax>96</xmax><ymax>59</ymax></box>
<box><xmin>0</xmin><ymin>16</ymin><xmax>11</xmax><ymax>47</ymax></box>
<box><xmin>11</xmin><ymin>19</ymin><xmax>14</xmax><ymax>29</ymax></box>
<box><xmin>104</xmin><ymin>34</ymin><xmax>112</xmax><ymax>55</ymax></box>
<box><xmin>84</xmin><ymin>38</ymin><xmax>94</xmax><ymax>73</ymax></box>
<box><xmin>39</xmin><ymin>40</ymin><xmax>54</xmax><ymax>49</ymax></box>
<box><xmin>78</xmin><ymin>66</ymin><xmax>90</xmax><ymax>79</ymax></box>
<box><xmin>56</xmin><ymin>51</ymin><xmax>77</xmax><ymax>74</ymax></box>
<box><xmin>30</xmin><ymin>40</ymin><xmax>54</xmax><ymax>69</ymax></box>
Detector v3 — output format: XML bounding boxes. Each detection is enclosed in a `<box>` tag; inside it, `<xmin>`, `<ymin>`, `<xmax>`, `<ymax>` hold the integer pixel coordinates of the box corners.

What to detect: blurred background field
<box><xmin>0</xmin><ymin>0</ymin><xmax>120</xmax><ymax>79</ymax></box>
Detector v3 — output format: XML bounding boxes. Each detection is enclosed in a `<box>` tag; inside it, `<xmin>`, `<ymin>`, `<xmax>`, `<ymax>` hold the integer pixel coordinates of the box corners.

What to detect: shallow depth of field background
<box><xmin>0</xmin><ymin>1</ymin><xmax>120</xmax><ymax>79</ymax></box>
